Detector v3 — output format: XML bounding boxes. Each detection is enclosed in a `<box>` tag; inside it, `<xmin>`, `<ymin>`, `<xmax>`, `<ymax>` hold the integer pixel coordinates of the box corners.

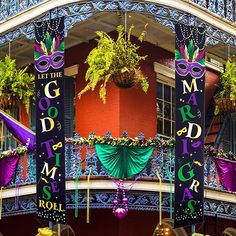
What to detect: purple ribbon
<box><xmin>0</xmin><ymin>110</ymin><xmax>35</xmax><ymax>151</ymax></box>
<box><xmin>0</xmin><ymin>155</ymin><xmax>20</xmax><ymax>187</ymax></box>
<box><xmin>214</xmin><ymin>157</ymin><xmax>236</xmax><ymax>192</ymax></box>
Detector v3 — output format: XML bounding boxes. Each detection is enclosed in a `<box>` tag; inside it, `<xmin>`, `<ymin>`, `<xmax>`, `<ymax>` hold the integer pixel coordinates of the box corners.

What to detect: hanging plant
<box><xmin>214</xmin><ymin>59</ymin><xmax>236</xmax><ymax>115</ymax></box>
<box><xmin>0</xmin><ymin>55</ymin><xmax>34</xmax><ymax>112</ymax></box>
<box><xmin>78</xmin><ymin>24</ymin><xmax>149</xmax><ymax>103</ymax></box>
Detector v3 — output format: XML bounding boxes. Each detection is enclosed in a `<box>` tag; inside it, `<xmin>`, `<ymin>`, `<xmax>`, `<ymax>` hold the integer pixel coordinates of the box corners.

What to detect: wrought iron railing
<box><xmin>0</xmin><ymin>0</ymin><xmax>235</xmax><ymax>24</ymax></box>
<box><xmin>0</xmin><ymin>0</ymin><xmax>45</xmax><ymax>22</ymax></box>
<box><xmin>191</xmin><ymin>0</ymin><xmax>236</xmax><ymax>22</ymax></box>
<box><xmin>6</xmin><ymin>133</ymin><xmax>225</xmax><ymax>193</ymax></box>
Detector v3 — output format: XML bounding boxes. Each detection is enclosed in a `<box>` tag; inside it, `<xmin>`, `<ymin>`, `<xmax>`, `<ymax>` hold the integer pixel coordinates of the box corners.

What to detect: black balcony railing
<box><xmin>192</xmin><ymin>0</ymin><xmax>236</xmax><ymax>22</ymax></box>
<box><xmin>0</xmin><ymin>0</ymin><xmax>45</xmax><ymax>22</ymax></box>
<box><xmin>0</xmin><ymin>1</ymin><xmax>235</xmax><ymax>23</ymax></box>
<box><xmin>4</xmin><ymin>133</ymin><xmax>226</xmax><ymax>194</ymax></box>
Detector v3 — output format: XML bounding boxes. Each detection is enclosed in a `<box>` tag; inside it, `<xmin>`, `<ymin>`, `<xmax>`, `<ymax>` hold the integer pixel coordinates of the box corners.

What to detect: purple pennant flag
<box><xmin>214</xmin><ymin>158</ymin><xmax>236</xmax><ymax>192</ymax></box>
<box><xmin>0</xmin><ymin>155</ymin><xmax>20</xmax><ymax>187</ymax></box>
<box><xmin>0</xmin><ymin>110</ymin><xmax>35</xmax><ymax>151</ymax></box>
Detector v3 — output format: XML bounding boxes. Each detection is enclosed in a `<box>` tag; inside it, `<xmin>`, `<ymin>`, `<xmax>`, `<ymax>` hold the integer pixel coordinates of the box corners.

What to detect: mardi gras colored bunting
<box><xmin>214</xmin><ymin>157</ymin><xmax>236</xmax><ymax>192</ymax></box>
<box><xmin>95</xmin><ymin>144</ymin><xmax>154</xmax><ymax>178</ymax></box>
<box><xmin>35</xmin><ymin>17</ymin><xmax>66</xmax><ymax>224</ymax></box>
<box><xmin>174</xmin><ymin>23</ymin><xmax>205</xmax><ymax>228</ymax></box>
<box><xmin>0</xmin><ymin>110</ymin><xmax>35</xmax><ymax>151</ymax></box>
<box><xmin>0</xmin><ymin>155</ymin><xmax>20</xmax><ymax>187</ymax></box>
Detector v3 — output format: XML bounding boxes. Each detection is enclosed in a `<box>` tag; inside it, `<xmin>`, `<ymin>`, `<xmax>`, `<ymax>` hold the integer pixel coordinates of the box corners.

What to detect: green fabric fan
<box><xmin>95</xmin><ymin>144</ymin><xmax>154</xmax><ymax>179</ymax></box>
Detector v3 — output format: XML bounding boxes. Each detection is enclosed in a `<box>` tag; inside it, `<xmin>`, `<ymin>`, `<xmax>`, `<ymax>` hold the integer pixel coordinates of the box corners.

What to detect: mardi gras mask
<box><xmin>175</xmin><ymin>40</ymin><xmax>205</xmax><ymax>78</ymax></box>
<box><xmin>35</xmin><ymin>51</ymin><xmax>64</xmax><ymax>73</ymax></box>
<box><xmin>175</xmin><ymin>59</ymin><xmax>205</xmax><ymax>78</ymax></box>
<box><xmin>34</xmin><ymin>32</ymin><xmax>64</xmax><ymax>73</ymax></box>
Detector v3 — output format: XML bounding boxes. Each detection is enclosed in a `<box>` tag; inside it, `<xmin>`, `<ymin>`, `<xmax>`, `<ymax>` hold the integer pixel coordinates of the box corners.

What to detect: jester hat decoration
<box><xmin>175</xmin><ymin>39</ymin><xmax>205</xmax><ymax>78</ymax></box>
<box><xmin>34</xmin><ymin>32</ymin><xmax>64</xmax><ymax>73</ymax></box>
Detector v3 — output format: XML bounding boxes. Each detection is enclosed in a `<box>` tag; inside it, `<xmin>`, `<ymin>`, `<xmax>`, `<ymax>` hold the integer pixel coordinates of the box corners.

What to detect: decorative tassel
<box><xmin>86</xmin><ymin>167</ymin><xmax>92</xmax><ymax>223</ymax></box>
<box><xmin>169</xmin><ymin>170</ymin><xmax>173</xmax><ymax>219</ymax></box>
<box><xmin>57</xmin><ymin>224</ymin><xmax>61</xmax><ymax>236</ymax></box>
<box><xmin>169</xmin><ymin>149</ymin><xmax>173</xmax><ymax>219</ymax></box>
<box><xmin>15</xmin><ymin>183</ymin><xmax>19</xmax><ymax>210</ymax></box>
<box><xmin>156</xmin><ymin>169</ymin><xmax>162</xmax><ymax>226</ymax></box>
<box><xmin>74</xmin><ymin>161</ymin><xmax>82</xmax><ymax>218</ymax></box>
<box><xmin>0</xmin><ymin>187</ymin><xmax>3</xmax><ymax>220</ymax></box>
<box><xmin>74</xmin><ymin>173</ymin><xmax>79</xmax><ymax>218</ymax></box>
<box><xmin>166</xmin><ymin>149</ymin><xmax>173</xmax><ymax>219</ymax></box>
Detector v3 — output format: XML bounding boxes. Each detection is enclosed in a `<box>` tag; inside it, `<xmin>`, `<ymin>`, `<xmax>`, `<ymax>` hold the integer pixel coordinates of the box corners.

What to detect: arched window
<box><xmin>222</xmin><ymin>113</ymin><xmax>236</xmax><ymax>152</ymax></box>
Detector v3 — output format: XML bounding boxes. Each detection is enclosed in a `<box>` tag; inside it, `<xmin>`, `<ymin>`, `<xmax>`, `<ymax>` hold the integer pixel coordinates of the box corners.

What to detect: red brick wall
<box><xmin>64</xmin><ymin>37</ymin><xmax>173</xmax><ymax>137</ymax></box>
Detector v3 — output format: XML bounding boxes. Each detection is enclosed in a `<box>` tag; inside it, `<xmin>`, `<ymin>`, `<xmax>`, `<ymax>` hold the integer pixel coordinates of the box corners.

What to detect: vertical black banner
<box><xmin>174</xmin><ymin>23</ymin><xmax>205</xmax><ymax>228</ymax></box>
<box><xmin>35</xmin><ymin>17</ymin><xmax>66</xmax><ymax>224</ymax></box>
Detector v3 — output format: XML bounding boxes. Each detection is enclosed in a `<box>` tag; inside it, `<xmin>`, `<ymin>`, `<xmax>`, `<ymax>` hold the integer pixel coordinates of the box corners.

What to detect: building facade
<box><xmin>0</xmin><ymin>1</ymin><xmax>236</xmax><ymax>235</ymax></box>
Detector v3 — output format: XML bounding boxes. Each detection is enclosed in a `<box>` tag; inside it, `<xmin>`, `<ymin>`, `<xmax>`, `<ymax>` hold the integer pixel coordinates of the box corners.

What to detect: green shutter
<box><xmin>30</xmin><ymin>99</ymin><xmax>36</xmax><ymax>132</ymax></box>
<box><xmin>64</xmin><ymin>76</ymin><xmax>75</xmax><ymax>137</ymax></box>
<box><xmin>4</xmin><ymin>108</ymin><xmax>18</xmax><ymax>150</ymax></box>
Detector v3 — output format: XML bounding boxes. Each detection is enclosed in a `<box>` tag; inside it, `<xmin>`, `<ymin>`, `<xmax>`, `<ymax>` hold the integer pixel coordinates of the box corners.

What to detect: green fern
<box><xmin>0</xmin><ymin>55</ymin><xmax>34</xmax><ymax>112</ymax></box>
<box><xmin>78</xmin><ymin>24</ymin><xmax>149</xmax><ymax>103</ymax></box>
<box><xmin>214</xmin><ymin>59</ymin><xmax>236</xmax><ymax>115</ymax></box>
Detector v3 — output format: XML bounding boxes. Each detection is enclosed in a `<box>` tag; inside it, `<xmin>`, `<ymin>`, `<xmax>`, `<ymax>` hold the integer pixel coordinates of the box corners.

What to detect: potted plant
<box><xmin>0</xmin><ymin>55</ymin><xmax>34</xmax><ymax>111</ymax></box>
<box><xmin>214</xmin><ymin>59</ymin><xmax>236</xmax><ymax>115</ymax></box>
<box><xmin>78</xmin><ymin>24</ymin><xmax>149</xmax><ymax>103</ymax></box>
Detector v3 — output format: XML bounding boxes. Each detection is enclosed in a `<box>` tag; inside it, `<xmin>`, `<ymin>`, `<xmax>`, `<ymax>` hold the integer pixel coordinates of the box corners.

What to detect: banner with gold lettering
<box><xmin>35</xmin><ymin>17</ymin><xmax>66</xmax><ymax>224</ymax></box>
<box><xmin>174</xmin><ymin>23</ymin><xmax>205</xmax><ymax>228</ymax></box>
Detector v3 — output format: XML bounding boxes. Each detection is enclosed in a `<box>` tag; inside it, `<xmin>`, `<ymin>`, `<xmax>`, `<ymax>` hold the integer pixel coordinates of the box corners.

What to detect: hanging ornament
<box><xmin>36</xmin><ymin>227</ymin><xmax>58</xmax><ymax>236</ymax></box>
<box><xmin>113</xmin><ymin>179</ymin><xmax>128</xmax><ymax>220</ymax></box>
<box><xmin>153</xmin><ymin>224</ymin><xmax>172</xmax><ymax>236</ymax></box>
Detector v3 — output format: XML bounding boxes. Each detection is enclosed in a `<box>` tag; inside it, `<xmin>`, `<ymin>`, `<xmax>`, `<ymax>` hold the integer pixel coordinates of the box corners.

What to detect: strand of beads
<box><xmin>113</xmin><ymin>179</ymin><xmax>128</xmax><ymax>220</ymax></box>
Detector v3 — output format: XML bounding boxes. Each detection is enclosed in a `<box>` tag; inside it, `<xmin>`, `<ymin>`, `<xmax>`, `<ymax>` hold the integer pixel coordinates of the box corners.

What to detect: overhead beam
<box><xmin>1</xmin><ymin>0</ymin><xmax>235</xmax><ymax>38</ymax></box>
<box><xmin>88</xmin><ymin>18</ymin><xmax>116</xmax><ymax>29</ymax></box>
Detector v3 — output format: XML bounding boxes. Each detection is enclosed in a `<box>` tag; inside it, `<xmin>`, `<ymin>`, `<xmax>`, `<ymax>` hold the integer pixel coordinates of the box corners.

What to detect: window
<box><xmin>222</xmin><ymin>114</ymin><xmax>236</xmax><ymax>152</ymax></box>
<box><xmin>154</xmin><ymin>62</ymin><xmax>175</xmax><ymax>138</ymax></box>
<box><xmin>156</xmin><ymin>82</ymin><xmax>175</xmax><ymax>137</ymax></box>
<box><xmin>30</xmin><ymin>76</ymin><xmax>75</xmax><ymax>138</ymax></box>
<box><xmin>0</xmin><ymin>108</ymin><xmax>18</xmax><ymax>151</ymax></box>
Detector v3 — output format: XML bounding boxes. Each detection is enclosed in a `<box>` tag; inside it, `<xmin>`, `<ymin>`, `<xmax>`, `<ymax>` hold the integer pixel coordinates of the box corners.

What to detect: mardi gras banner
<box><xmin>35</xmin><ymin>17</ymin><xmax>66</xmax><ymax>224</ymax></box>
<box><xmin>174</xmin><ymin>23</ymin><xmax>205</xmax><ymax>228</ymax></box>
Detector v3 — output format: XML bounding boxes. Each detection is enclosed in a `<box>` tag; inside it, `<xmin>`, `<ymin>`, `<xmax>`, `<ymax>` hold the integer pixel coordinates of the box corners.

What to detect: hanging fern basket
<box><xmin>215</xmin><ymin>97</ymin><xmax>236</xmax><ymax>114</ymax></box>
<box><xmin>112</xmin><ymin>71</ymin><xmax>136</xmax><ymax>88</ymax></box>
<box><xmin>0</xmin><ymin>94</ymin><xmax>19</xmax><ymax>109</ymax></box>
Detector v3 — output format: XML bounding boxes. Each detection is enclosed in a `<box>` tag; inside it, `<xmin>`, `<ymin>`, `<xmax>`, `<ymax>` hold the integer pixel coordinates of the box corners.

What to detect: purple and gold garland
<box><xmin>204</xmin><ymin>146</ymin><xmax>236</xmax><ymax>161</ymax></box>
<box><xmin>1</xmin><ymin>136</ymin><xmax>235</xmax><ymax>162</ymax></box>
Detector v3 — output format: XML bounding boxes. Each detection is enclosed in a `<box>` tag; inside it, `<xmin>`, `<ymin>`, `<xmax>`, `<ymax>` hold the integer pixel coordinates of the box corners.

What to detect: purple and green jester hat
<box><xmin>34</xmin><ymin>32</ymin><xmax>64</xmax><ymax>73</ymax></box>
<box><xmin>175</xmin><ymin>39</ymin><xmax>205</xmax><ymax>79</ymax></box>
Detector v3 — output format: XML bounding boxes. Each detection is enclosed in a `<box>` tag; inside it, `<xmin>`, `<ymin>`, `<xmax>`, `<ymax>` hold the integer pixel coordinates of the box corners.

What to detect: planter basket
<box><xmin>113</xmin><ymin>71</ymin><xmax>136</xmax><ymax>88</ymax></box>
<box><xmin>0</xmin><ymin>94</ymin><xmax>19</xmax><ymax>109</ymax></box>
<box><xmin>215</xmin><ymin>98</ymin><xmax>236</xmax><ymax>114</ymax></box>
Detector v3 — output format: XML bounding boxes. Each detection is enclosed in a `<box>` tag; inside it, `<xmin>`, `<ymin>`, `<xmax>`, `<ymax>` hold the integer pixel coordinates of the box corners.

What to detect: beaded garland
<box><xmin>112</xmin><ymin>180</ymin><xmax>128</xmax><ymax>219</ymax></box>
<box><xmin>1</xmin><ymin>137</ymin><xmax>235</xmax><ymax>162</ymax></box>
<box><xmin>176</xmin><ymin>24</ymin><xmax>206</xmax><ymax>51</ymax></box>
<box><xmin>34</xmin><ymin>18</ymin><xmax>64</xmax><ymax>44</ymax></box>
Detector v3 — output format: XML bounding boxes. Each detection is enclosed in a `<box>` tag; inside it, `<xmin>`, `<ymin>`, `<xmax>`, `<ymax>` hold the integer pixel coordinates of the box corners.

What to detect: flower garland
<box><xmin>204</xmin><ymin>146</ymin><xmax>236</xmax><ymax>161</ymax></box>
<box><xmin>1</xmin><ymin>136</ymin><xmax>236</xmax><ymax>162</ymax></box>
<box><xmin>0</xmin><ymin>145</ymin><xmax>28</xmax><ymax>159</ymax></box>
<box><xmin>65</xmin><ymin>135</ymin><xmax>175</xmax><ymax>148</ymax></box>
